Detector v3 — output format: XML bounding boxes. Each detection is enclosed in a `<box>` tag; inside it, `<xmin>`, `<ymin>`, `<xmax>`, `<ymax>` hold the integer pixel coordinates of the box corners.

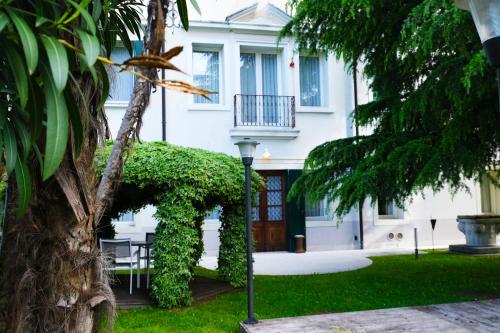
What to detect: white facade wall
<box><xmin>106</xmin><ymin>0</ymin><xmax>484</xmax><ymax>253</ymax></box>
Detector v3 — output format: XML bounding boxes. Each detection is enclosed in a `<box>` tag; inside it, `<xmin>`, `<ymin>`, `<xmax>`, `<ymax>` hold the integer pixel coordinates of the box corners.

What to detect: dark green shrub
<box><xmin>96</xmin><ymin>142</ymin><xmax>262</xmax><ymax>308</ymax></box>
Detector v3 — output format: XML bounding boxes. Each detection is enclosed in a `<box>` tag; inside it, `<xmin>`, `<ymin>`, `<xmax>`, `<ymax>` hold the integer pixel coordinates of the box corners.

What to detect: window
<box><xmin>305</xmin><ymin>197</ymin><xmax>328</xmax><ymax>220</ymax></box>
<box><xmin>299</xmin><ymin>56</ymin><xmax>321</xmax><ymax>107</ymax></box>
<box><xmin>239</xmin><ymin>51</ymin><xmax>281</xmax><ymax>125</ymax></box>
<box><xmin>205</xmin><ymin>205</ymin><xmax>223</xmax><ymax>220</ymax></box>
<box><xmin>377</xmin><ymin>197</ymin><xmax>394</xmax><ymax>216</ymax></box>
<box><xmin>108</xmin><ymin>42</ymin><xmax>143</xmax><ymax>101</ymax></box>
<box><xmin>116</xmin><ymin>211</ymin><xmax>134</xmax><ymax>222</ymax></box>
<box><xmin>377</xmin><ymin>198</ymin><xmax>403</xmax><ymax>219</ymax></box>
<box><xmin>193</xmin><ymin>49</ymin><xmax>220</xmax><ymax>104</ymax></box>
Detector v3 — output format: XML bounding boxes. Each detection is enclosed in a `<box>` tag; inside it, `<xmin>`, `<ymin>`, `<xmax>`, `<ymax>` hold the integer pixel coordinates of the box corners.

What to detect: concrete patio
<box><xmin>240</xmin><ymin>299</ymin><xmax>500</xmax><ymax>333</ymax></box>
<box><xmin>200</xmin><ymin>249</ymin><xmax>415</xmax><ymax>275</ymax></box>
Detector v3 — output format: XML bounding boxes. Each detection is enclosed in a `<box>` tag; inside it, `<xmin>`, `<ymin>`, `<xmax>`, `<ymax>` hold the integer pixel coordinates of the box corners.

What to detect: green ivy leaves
<box><xmin>95</xmin><ymin>141</ymin><xmax>262</xmax><ymax>308</ymax></box>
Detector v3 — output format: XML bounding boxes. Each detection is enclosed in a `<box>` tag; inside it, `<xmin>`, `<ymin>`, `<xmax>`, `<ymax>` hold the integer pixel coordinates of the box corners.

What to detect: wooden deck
<box><xmin>112</xmin><ymin>274</ymin><xmax>238</xmax><ymax>308</ymax></box>
<box><xmin>240</xmin><ymin>299</ymin><xmax>500</xmax><ymax>333</ymax></box>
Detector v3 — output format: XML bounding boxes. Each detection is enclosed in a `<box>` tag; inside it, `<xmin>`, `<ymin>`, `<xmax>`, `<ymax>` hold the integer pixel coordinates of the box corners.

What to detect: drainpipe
<box><xmin>353</xmin><ymin>64</ymin><xmax>364</xmax><ymax>250</ymax></box>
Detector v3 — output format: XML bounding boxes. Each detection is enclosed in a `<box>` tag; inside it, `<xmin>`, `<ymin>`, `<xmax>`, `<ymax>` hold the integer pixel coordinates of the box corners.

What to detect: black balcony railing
<box><xmin>234</xmin><ymin>94</ymin><xmax>295</xmax><ymax>128</ymax></box>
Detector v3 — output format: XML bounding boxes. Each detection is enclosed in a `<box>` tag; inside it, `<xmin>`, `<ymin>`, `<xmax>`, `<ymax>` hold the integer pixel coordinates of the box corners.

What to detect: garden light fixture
<box><xmin>455</xmin><ymin>0</ymin><xmax>500</xmax><ymax>107</ymax></box>
<box><xmin>455</xmin><ymin>0</ymin><xmax>500</xmax><ymax>68</ymax></box>
<box><xmin>236</xmin><ymin>138</ymin><xmax>259</xmax><ymax>160</ymax></box>
<box><xmin>235</xmin><ymin>138</ymin><xmax>260</xmax><ymax>325</ymax></box>
<box><xmin>262</xmin><ymin>147</ymin><xmax>272</xmax><ymax>160</ymax></box>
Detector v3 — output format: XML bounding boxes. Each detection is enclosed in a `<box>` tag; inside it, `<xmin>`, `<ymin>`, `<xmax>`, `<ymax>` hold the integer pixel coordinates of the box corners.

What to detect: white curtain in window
<box><xmin>240</xmin><ymin>53</ymin><xmax>257</xmax><ymax>123</ymax></box>
<box><xmin>109</xmin><ymin>47</ymin><xmax>135</xmax><ymax>101</ymax></box>
<box><xmin>262</xmin><ymin>54</ymin><xmax>278</xmax><ymax>124</ymax></box>
<box><xmin>300</xmin><ymin>56</ymin><xmax>321</xmax><ymax>107</ymax></box>
<box><xmin>193</xmin><ymin>50</ymin><xmax>220</xmax><ymax>104</ymax></box>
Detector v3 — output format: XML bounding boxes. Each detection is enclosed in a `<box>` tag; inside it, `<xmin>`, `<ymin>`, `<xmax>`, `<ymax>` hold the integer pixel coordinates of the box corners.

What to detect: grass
<box><xmin>115</xmin><ymin>252</ymin><xmax>500</xmax><ymax>332</ymax></box>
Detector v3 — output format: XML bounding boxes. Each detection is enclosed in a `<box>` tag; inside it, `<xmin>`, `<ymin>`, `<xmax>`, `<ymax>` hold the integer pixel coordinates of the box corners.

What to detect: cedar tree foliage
<box><xmin>282</xmin><ymin>0</ymin><xmax>499</xmax><ymax>216</ymax></box>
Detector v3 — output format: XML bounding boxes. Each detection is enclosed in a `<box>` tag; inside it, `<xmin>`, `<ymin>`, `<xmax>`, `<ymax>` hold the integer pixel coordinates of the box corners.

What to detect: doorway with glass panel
<box><xmin>239</xmin><ymin>51</ymin><xmax>282</xmax><ymax>126</ymax></box>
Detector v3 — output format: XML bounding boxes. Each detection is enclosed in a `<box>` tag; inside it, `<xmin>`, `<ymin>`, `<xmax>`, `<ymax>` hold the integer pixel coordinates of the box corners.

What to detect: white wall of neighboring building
<box><xmin>106</xmin><ymin>0</ymin><xmax>484</xmax><ymax>253</ymax></box>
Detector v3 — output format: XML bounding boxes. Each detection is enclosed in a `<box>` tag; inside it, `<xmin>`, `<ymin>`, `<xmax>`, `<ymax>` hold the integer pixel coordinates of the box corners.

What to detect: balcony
<box><xmin>230</xmin><ymin>94</ymin><xmax>300</xmax><ymax>140</ymax></box>
<box><xmin>234</xmin><ymin>94</ymin><xmax>295</xmax><ymax>127</ymax></box>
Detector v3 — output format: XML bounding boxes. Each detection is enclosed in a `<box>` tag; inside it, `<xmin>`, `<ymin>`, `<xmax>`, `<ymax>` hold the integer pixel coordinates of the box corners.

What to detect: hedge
<box><xmin>96</xmin><ymin>142</ymin><xmax>262</xmax><ymax>308</ymax></box>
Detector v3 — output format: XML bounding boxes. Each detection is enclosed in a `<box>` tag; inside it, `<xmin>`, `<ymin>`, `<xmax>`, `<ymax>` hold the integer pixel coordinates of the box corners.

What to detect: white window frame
<box><xmin>297</xmin><ymin>54</ymin><xmax>330</xmax><ymax>112</ymax></box>
<box><xmin>189</xmin><ymin>44</ymin><xmax>224</xmax><ymax>110</ymax></box>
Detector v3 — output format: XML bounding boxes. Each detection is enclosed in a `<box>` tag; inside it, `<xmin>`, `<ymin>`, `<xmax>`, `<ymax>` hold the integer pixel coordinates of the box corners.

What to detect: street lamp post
<box><xmin>455</xmin><ymin>1</ymin><xmax>500</xmax><ymax>104</ymax></box>
<box><xmin>235</xmin><ymin>138</ymin><xmax>259</xmax><ymax>325</ymax></box>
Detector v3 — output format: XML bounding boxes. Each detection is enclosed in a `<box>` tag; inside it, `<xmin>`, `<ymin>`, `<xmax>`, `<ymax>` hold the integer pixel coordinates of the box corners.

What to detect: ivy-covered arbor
<box><xmin>96</xmin><ymin>142</ymin><xmax>262</xmax><ymax>308</ymax></box>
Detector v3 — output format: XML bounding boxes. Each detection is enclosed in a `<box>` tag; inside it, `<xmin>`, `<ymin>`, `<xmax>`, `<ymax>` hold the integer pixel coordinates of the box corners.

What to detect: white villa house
<box><xmin>106</xmin><ymin>0</ymin><xmax>498</xmax><ymax>254</ymax></box>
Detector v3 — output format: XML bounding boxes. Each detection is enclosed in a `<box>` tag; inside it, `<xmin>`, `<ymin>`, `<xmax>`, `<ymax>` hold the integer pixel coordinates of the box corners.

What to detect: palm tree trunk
<box><xmin>0</xmin><ymin>1</ymin><xmax>168</xmax><ymax>331</ymax></box>
<box><xmin>0</xmin><ymin>170</ymin><xmax>114</xmax><ymax>332</ymax></box>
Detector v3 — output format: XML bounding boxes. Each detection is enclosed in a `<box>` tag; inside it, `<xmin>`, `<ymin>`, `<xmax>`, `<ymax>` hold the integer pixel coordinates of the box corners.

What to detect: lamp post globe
<box><xmin>455</xmin><ymin>0</ymin><xmax>500</xmax><ymax>107</ymax></box>
<box><xmin>234</xmin><ymin>138</ymin><xmax>259</xmax><ymax>325</ymax></box>
<box><xmin>455</xmin><ymin>0</ymin><xmax>500</xmax><ymax>67</ymax></box>
<box><xmin>235</xmin><ymin>138</ymin><xmax>259</xmax><ymax>164</ymax></box>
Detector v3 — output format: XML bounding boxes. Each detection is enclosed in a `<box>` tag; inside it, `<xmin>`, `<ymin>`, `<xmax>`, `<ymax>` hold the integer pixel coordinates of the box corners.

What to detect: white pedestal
<box><xmin>449</xmin><ymin>215</ymin><xmax>500</xmax><ymax>254</ymax></box>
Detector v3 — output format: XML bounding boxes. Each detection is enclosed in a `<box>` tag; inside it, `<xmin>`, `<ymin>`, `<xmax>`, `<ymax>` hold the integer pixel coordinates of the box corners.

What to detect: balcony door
<box><xmin>253</xmin><ymin>170</ymin><xmax>287</xmax><ymax>252</ymax></box>
<box><xmin>240</xmin><ymin>52</ymin><xmax>279</xmax><ymax>125</ymax></box>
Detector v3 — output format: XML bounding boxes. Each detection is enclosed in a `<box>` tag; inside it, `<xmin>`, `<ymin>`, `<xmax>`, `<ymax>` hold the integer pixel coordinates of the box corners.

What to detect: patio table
<box><xmin>132</xmin><ymin>241</ymin><xmax>152</xmax><ymax>288</ymax></box>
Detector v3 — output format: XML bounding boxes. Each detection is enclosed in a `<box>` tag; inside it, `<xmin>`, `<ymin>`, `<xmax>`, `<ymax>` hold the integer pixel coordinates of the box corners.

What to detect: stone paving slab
<box><xmin>240</xmin><ymin>299</ymin><xmax>500</xmax><ymax>333</ymax></box>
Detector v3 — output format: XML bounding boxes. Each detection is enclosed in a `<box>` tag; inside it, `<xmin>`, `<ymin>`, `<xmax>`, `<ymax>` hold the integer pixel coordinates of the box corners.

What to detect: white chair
<box><xmin>100</xmin><ymin>238</ymin><xmax>136</xmax><ymax>295</ymax></box>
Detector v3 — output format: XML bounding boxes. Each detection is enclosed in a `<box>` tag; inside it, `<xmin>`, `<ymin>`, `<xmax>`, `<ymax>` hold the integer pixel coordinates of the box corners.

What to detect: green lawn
<box><xmin>115</xmin><ymin>252</ymin><xmax>500</xmax><ymax>332</ymax></box>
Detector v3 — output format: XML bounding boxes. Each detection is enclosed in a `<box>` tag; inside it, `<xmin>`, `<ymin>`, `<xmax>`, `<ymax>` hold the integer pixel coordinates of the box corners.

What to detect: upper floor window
<box><xmin>305</xmin><ymin>197</ymin><xmax>328</xmax><ymax>220</ymax></box>
<box><xmin>193</xmin><ymin>49</ymin><xmax>220</xmax><ymax>104</ymax></box>
<box><xmin>109</xmin><ymin>42</ymin><xmax>143</xmax><ymax>102</ymax></box>
<box><xmin>299</xmin><ymin>55</ymin><xmax>322</xmax><ymax>107</ymax></box>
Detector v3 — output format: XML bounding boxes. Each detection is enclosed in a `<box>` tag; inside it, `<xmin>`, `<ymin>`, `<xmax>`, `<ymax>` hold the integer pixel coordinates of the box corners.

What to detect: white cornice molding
<box><xmin>189</xmin><ymin>20</ymin><xmax>285</xmax><ymax>33</ymax></box>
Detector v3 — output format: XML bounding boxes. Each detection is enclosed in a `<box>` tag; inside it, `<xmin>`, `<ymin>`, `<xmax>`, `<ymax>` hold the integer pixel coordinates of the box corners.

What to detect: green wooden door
<box><xmin>285</xmin><ymin>169</ymin><xmax>306</xmax><ymax>252</ymax></box>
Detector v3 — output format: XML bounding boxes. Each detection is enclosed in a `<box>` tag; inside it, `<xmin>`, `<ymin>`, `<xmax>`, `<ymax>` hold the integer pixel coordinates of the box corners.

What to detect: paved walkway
<box><xmin>240</xmin><ymin>299</ymin><xmax>500</xmax><ymax>333</ymax></box>
<box><xmin>200</xmin><ymin>249</ymin><xmax>414</xmax><ymax>275</ymax></box>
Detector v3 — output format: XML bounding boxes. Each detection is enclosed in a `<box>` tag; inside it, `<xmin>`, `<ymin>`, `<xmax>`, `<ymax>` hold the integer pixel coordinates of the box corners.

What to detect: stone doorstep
<box><xmin>239</xmin><ymin>299</ymin><xmax>500</xmax><ymax>333</ymax></box>
<box><xmin>449</xmin><ymin>244</ymin><xmax>500</xmax><ymax>254</ymax></box>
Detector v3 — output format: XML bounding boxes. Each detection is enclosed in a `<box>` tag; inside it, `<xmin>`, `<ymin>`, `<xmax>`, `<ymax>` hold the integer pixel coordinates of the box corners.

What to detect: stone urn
<box><xmin>449</xmin><ymin>214</ymin><xmax>500</xmax><ymax>254</ymax></box>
